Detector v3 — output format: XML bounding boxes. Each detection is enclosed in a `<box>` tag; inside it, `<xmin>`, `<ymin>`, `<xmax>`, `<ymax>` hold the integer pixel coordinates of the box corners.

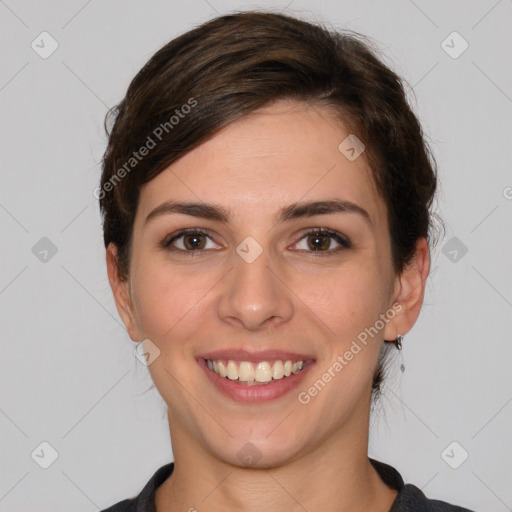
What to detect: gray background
<box><xmin>1</xmin><ymin>0</ymin><xmax>511</xmax><ymax>510</ymax></box>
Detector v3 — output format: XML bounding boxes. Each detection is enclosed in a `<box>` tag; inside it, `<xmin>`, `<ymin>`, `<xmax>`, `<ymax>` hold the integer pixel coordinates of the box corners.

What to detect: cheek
<box><xmin>298</xmin><ymin>263</ymin><xmax>388</xmax><ymax>339</ymax></box>
<box><xmin>130</xmin><ymin>258</ymin><xmax>217</xmax><ymax>341</ymax></box>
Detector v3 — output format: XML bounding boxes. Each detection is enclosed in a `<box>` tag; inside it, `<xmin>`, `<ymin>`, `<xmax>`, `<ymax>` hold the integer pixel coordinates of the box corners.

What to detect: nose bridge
<box><xmin>217</xmin><ymin>236</ymin><xmax>293</xmax><ymax>330</ymax></box>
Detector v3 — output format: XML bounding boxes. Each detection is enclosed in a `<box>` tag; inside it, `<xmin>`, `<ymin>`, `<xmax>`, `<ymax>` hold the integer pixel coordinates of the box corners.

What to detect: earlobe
<box><xmin>383</xmin><ymin>237</ymin><xmax>431</xmax><ymax>341</ymax></box>
<box><xmin>106</xmin><ymin>243</ymin><xmax>141</xmax><ymax>342</ymax></box>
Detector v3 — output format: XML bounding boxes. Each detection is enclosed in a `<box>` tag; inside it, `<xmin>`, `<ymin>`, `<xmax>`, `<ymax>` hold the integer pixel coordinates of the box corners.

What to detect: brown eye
<box><xmin>163</xmin><ymin>229</ymin><xmax>221</xmax><ymax>253</ymax></box>
<box><xmin>306</xmin><ymin>233</ymin><xmax>331</xmax><ymax>251</ymax></box>
<box><xmin>293</xmin><ymin>228</ymin><xmax>351</xmax><ymax>253</ymax></box>
<box><xmin>182</xmin><ymin>233</ymin><xmax>207</xmax><ymax>250</ymax></box>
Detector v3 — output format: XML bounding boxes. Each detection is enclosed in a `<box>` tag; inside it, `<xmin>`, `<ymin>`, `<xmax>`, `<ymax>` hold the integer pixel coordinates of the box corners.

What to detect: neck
<box><xmin>155</xmin><ymin>411</ymin><xmax>397</xmax><ymax>512</ymax></box>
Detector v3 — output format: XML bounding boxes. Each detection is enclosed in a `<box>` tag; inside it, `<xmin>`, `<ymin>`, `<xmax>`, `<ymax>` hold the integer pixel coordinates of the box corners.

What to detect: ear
<box><xmin>383</xmin><ymin>237</ymin><xmax>431</xmax><ymax>342</ymax></box>
<box><xmin>106</xmin><ymin>243</ymin><xmax>141</xmax><ymax>342</ymax></box>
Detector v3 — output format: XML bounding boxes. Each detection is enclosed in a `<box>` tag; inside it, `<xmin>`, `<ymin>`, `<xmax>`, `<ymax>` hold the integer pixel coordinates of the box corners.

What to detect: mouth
<box><xmin>197</xmin><ymin>350</ymin><xmax>315</xmax><ymax>402</ymax></box>
<box><xmin>204</xmin><ymin>358</ymin><xmax>306</xmax><ymax>385</ymax></box>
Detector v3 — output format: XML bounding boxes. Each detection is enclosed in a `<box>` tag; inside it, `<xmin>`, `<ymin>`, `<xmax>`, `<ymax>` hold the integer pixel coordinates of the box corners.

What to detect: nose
<box><xmin>217</xmin><ymin>244</ymin><xmax>294</xmax><ymax>332</ymax></box>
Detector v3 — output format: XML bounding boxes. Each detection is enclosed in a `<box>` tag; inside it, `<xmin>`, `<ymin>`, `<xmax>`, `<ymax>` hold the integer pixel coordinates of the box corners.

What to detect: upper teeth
<box><xmin>206</xmin><ymin>359</ymin><xmax>305</xmax><ymax>382</ymax></box>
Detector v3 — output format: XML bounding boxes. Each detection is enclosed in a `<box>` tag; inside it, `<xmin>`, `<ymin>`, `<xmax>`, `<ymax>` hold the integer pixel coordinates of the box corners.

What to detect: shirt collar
<box><xmin>134</xmin><ymin>457</ymin><xmax>406</xmax><ymax>511</ymax></box>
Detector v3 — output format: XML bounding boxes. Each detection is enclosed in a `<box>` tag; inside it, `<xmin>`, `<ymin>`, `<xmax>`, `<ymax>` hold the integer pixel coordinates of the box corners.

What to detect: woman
<box><xmin>98</xmin><ymin>11</ymin><xmax>474</xmax><ymax>512</ymax></box>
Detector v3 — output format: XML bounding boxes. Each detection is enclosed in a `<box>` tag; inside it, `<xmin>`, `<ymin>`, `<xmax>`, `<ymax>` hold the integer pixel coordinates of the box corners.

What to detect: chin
<box><xmin>209</xmin><ymin>430</ymin><xmax>308</xmax><ymax>470</ymax></box>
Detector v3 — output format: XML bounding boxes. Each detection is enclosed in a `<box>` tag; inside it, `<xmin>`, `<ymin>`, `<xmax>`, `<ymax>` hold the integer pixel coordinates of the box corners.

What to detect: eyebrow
<box><xmin>144</xmin><ymin>199</ymin><xmax>372</xmax><ymax>228</ymax></box>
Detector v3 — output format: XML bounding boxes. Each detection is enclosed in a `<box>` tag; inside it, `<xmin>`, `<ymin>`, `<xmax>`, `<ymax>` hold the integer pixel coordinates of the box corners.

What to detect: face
<box><xmin>109</xmin><ymin>100</ymin><xmax>417</xmax><ymax>468</ymax></box>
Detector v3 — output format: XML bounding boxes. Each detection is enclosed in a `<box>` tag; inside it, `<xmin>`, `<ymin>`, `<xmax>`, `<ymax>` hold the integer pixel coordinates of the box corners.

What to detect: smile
<box><xmin>205</xmin><ymin>358</ymin><xmax>305</xmax><ymax>385</ymax></box>
<box><xmin>198</xmin><ymin>355</ymin><xmax>315</xmax><ymax>402</ymax></box>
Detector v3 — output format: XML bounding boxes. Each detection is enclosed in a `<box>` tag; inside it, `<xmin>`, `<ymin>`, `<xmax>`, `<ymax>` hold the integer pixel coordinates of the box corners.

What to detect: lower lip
<box><xmin>198</xmin><ymin>358</ymin><xmax>315</xmax><ymax>403</ymax></box>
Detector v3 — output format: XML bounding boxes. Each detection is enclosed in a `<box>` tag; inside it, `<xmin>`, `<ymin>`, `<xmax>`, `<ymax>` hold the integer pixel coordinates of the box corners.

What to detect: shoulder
<box><xmin>99</xmin><ymin>461</ymin><xmax>175</xmax><ymax>512</ymax></box>
<box><xmin>392</xmin><ymin>483</ymin><xmax>475</xmax><ymax>512</ymax></box>
<box><xmin>369</xmin><ymin>458</ymin><xmax>476</xmax><ymax>512</ymax></box>
<box><xmin>99</xmin><ymin>498</ymin><xmax>137</xmax><ymax>512</ymax></box>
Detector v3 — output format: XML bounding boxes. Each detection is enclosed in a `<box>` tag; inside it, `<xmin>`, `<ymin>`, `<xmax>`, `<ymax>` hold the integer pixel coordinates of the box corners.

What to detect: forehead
<box><xmin>136</xmin><ymin>100</ymin><xmax>386</xmax><ymax>227</ymax></box>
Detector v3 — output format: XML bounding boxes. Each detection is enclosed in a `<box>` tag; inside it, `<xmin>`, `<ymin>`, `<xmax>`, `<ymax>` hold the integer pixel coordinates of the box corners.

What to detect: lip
<box><xmin>197</xmin><ymin>356</ymin><xmax>315</xmax><ymax>403</ymax></box>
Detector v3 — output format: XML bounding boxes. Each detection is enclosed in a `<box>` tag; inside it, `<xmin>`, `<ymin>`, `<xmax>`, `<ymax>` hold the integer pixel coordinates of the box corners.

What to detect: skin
<box><xmin>107</xmin><ymin>99</ymin><xmax>430</xmax><ymax>512</ymax></box>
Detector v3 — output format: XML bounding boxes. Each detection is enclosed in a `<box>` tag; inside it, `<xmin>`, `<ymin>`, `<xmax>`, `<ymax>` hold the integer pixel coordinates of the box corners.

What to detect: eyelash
<box><xmin>161</xmin><ymin>227</ymin><xmax>351</xmax><ymax>256</ymax></box>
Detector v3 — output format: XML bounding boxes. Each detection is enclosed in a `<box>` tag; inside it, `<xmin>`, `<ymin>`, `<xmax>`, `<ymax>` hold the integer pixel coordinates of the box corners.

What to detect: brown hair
<box><xmin>99</xmin><ymin>11</ymin><xmax>438</xmax><ymax>401</ymax></box>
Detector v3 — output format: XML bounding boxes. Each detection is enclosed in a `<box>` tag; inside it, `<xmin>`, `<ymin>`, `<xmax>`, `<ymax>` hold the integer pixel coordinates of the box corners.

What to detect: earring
<box><xmin>395</xmin><ymin>334</ymin><xmax>405</xmax><ymax>372</ymax></box>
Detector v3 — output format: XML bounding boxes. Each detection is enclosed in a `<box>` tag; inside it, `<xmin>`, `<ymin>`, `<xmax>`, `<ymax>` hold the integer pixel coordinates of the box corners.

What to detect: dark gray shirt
<box><xmin>100</xmin><ymin>458</ymin><xmax>475</xmax><ymax>511</ymax></box>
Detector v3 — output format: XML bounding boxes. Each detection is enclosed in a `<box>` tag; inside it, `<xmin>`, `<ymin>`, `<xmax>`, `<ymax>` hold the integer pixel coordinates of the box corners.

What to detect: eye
<box><xmin>162</xmin><ymin>229</ymin><xmax>221</xmax><ymax>253</ymax></box>
<box><xmin>291</xmin><ymin>228</ymin><xmax>351</xmax><ymax>253</ymax></box>
<box><xmin>161</xmin><ymin>227</ymin><xmax>350</xmax><ymax>255</ymax></box>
